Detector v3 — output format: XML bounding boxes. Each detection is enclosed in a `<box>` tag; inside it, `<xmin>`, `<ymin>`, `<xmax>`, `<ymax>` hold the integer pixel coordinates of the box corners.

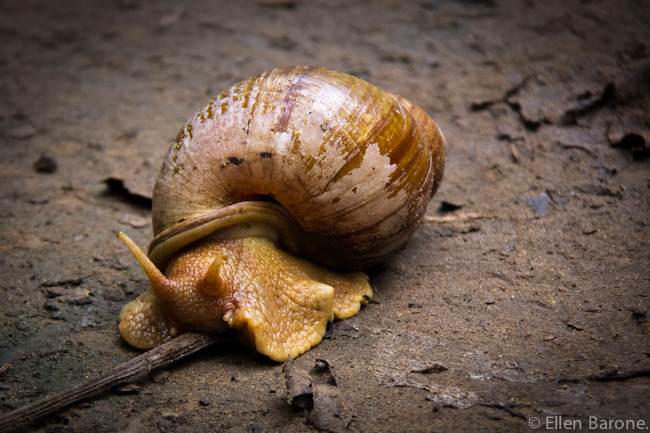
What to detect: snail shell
<box><xmin>148</xmin><ymin>65</ymin><xmax>445</xmax><ymax>271</ymax></box>
<box><xmin>117</xmin><ymin>66</ymin><xmax>446</xmax><ymax>361</ymax></box>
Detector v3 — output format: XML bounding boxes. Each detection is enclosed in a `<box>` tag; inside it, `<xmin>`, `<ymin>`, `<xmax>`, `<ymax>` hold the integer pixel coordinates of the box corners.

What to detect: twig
<box><xmin>0</xmin><ymin>364</ymin><xmax>11</xmax><ymax>378</ymax></box>
<box><xmin>480</xmin><ymin>402</ymin><xmax>528</xmax><ymax>420</ymax></box>
<box><xmin>0</xmin><ymin>332</ymin><xmax>223</xmax><ymax>432</ymax></box>
<box><xmin>422</xmin><ymin>213</ymin><xmax>497</xmax><ymax>224</ymax></box>
<box><xmin>559</xmin><ymin>142</ymin><xmax>596</xmax><ymax>156</ymax></box>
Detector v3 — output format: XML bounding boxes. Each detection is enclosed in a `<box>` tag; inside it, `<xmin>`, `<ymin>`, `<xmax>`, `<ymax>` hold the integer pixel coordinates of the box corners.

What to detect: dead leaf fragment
<box><xmin>118</xmin><ymin>212</ymin><xmax>149</xmax><ymax>228</ymax></box>
<box><xmin>307</xmin><ymin>383</ymin><xmax>353</xmax><ymax>432</ymax></box>
<box><xmin>158</xmin><ymin>6</ymin><xmax>185</xmax><ymax>28</ymax></box>
<box><xmin>283</xmin><ymin>359</ymin><xmax>314</xmax><ymax>409</ymax></box>
<box><xmin>284</xmin><ymin>359</ymin><xmax>353</xmax><ymax>431</ymax></box>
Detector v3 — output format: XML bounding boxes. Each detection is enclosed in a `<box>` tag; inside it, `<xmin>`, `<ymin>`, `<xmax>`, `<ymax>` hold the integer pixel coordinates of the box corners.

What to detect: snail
<box><xmin>116</xmin><ymin>66</ymin><xmax>446</xmax><ymax>362</ymax></box>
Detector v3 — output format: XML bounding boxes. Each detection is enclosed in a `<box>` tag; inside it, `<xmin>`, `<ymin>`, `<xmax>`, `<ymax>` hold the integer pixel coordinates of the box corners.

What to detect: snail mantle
<box><xmin>117</xmin><ymin>65</ymin><xmax>446</xmax><ymax>362</ymax></box>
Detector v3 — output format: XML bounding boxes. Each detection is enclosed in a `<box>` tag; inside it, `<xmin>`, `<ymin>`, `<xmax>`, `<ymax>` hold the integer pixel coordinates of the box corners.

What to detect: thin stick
<box><xmin>422</xmin><ymin>212</ymin><xmax>497</xmax><ymax>224</ymax></box>
<box><xmin>0</xmin><ymin>332</ymin><xmax>223</xmax><ymax>432</ymax></box>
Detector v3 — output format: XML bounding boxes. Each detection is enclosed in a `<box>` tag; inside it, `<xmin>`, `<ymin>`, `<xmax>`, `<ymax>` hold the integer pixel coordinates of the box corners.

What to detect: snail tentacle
<box><xmin>117</xmin><ymin>232</ymin><xmax>170</xmax><ymax>291</ymax></box>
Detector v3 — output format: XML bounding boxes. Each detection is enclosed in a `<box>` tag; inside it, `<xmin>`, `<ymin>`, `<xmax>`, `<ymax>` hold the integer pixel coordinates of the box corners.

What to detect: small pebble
<box><xmin>527</xmin><ymin>193</ymin><xmax>550</xmax><ymax>216</ymax></box>
<box><xmin>33</xmin><ymin>154</ymin><xmax>57</xmax><ymax>174</ymax></box>
<box><xmin>80</xmin><ymin>315</ymin><xmax>95</xmax><ymax>328</ymax></box>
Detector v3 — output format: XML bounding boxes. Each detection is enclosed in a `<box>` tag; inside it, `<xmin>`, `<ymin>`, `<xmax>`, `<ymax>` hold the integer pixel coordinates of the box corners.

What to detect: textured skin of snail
<box><xmin>117</xmin><ymin>66</ymin><xmax>446</xmax><ymax>361</ymax></box>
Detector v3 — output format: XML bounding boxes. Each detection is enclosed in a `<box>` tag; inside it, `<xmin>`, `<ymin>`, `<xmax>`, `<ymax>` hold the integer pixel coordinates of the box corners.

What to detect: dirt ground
<box><xmin>1</xmin><ymin>0</ymin><xmax>648</xmax><ymax>432</ymax></box>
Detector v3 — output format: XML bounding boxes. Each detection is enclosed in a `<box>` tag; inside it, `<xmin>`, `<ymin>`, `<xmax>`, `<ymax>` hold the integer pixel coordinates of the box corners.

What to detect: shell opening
<box><xmin>205</xmin><ymin>222</ymin><xmax>281</xmax><ymax>244</ymax></box>
<box><xmin>238</xmin><ymin>193</ymin><xmax>281</xmax><ymax>206</ymax></box>
<box><xmin>148</xmin><ymin>201</ymin><xmax>302</xmax><ymax>271</ymax></box>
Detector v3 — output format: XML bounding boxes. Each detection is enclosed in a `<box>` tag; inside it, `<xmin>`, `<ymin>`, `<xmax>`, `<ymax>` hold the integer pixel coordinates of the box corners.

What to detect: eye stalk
<box><xmin>117</xmin><ymin>232</ymin><xmax>170</xmax><ymax>292</ymax></box>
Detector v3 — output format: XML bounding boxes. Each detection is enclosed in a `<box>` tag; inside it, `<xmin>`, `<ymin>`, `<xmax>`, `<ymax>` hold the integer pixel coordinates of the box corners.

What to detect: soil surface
<box><xmin>1</xmin><ymin>0</ymin><xmax>649</xmax><ymax>432</ymax></box>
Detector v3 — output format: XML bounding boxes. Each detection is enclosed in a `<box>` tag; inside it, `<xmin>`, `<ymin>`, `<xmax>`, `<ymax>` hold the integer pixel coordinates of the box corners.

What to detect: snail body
<box><xmin>118</xmin><ymin>66</ymin><xmax>446</xmax><ymax>361</ymax></box>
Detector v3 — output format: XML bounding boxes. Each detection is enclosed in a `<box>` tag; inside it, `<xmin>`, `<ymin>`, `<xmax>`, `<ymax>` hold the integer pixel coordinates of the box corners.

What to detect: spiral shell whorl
<box><xmin>149</xmin><ymin>66</ymin><xmax>445</xmax><ymax>270</ymax></box>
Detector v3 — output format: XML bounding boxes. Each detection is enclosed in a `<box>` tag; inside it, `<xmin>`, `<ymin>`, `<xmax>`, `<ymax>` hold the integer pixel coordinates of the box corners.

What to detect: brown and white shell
<box><xmin>148</xmin><ymin>65</ymin><xmax>446</xmax><ymax>271</ymax></box>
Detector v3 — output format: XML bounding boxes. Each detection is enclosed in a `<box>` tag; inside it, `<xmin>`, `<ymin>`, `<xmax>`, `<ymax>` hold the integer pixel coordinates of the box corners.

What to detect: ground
<box><xmin>0</xmin><ymin>0</ymin><xmax>648</xmax><ymax>432</ymax></box>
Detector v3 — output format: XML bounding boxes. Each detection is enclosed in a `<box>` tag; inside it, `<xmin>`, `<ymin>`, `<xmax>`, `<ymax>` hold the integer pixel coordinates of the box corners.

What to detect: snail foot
<box><xmin>118</xmin><ymin>289</ymin><xmax>173</xmax><ymax>349</ymax></box>
<box><xmin>204</xmin><ymin>237</ymin><xmax>372</xmax><ymax>361</ymax></box>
